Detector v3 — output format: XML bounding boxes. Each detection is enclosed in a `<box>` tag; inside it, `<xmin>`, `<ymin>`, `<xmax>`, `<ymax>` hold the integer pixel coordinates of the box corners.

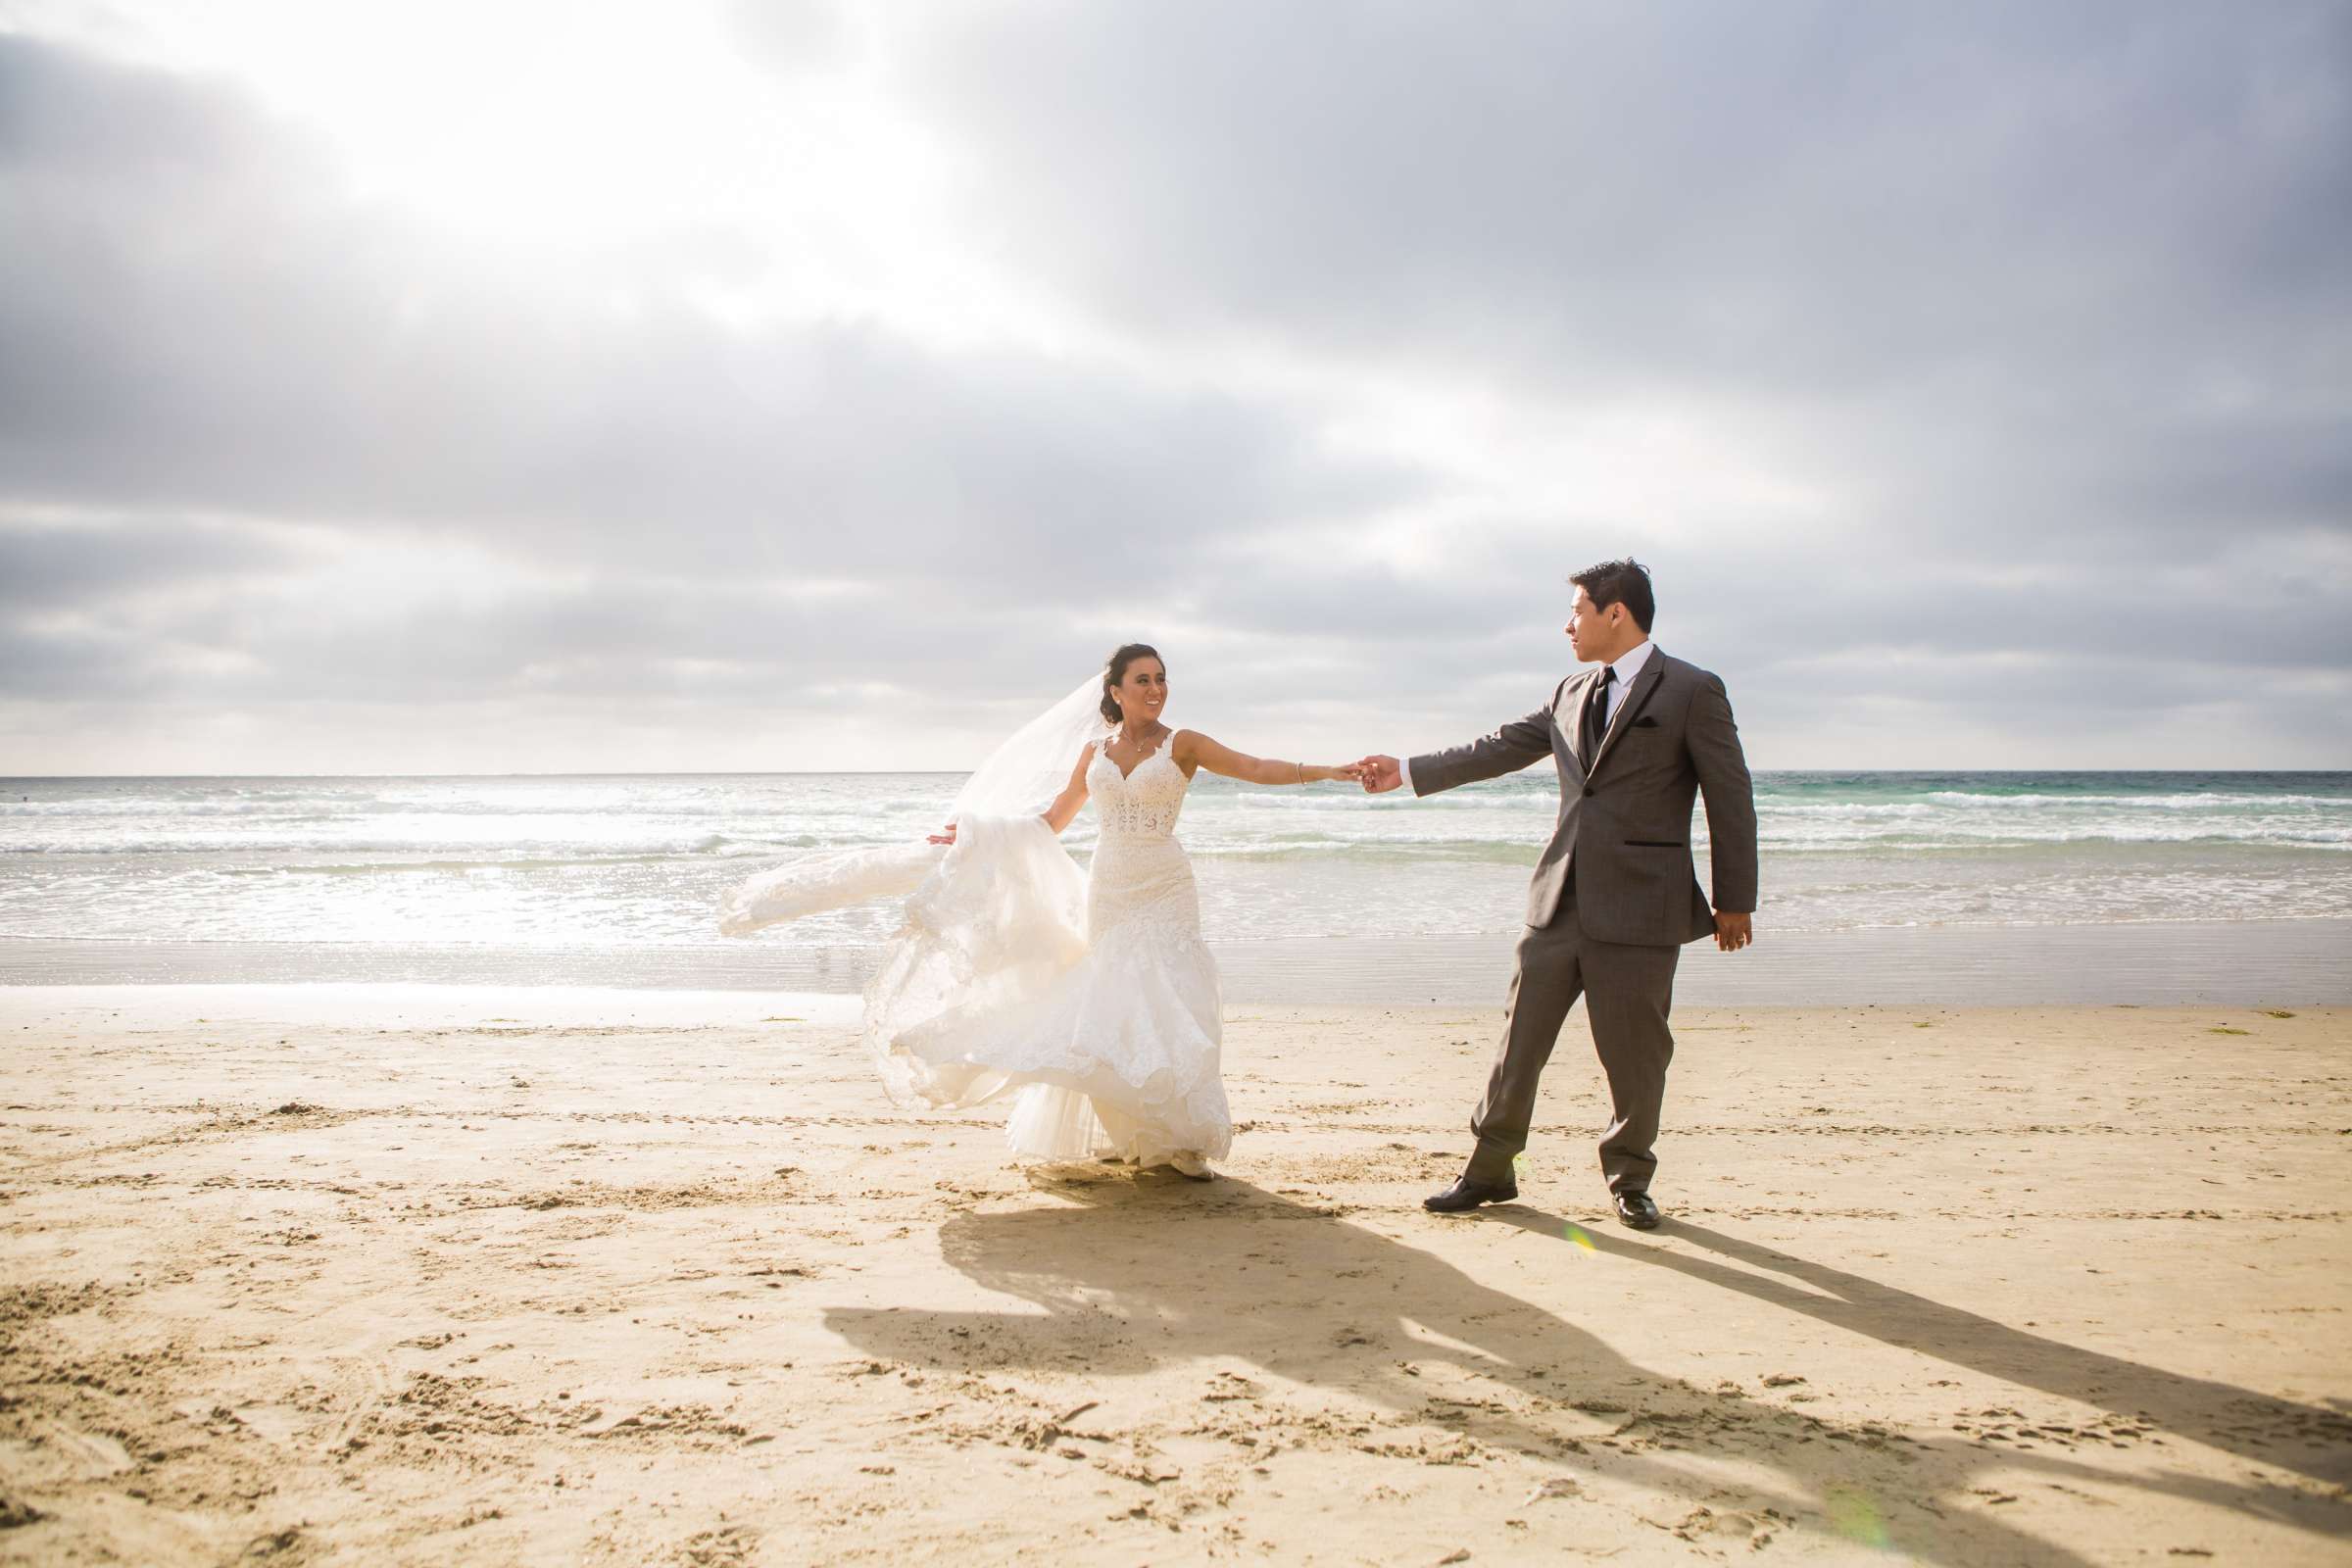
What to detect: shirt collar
<box><xmin>1603</xmin><ymin>639</ymin><xmax>1656</xmax><ymax>684</ymax></box>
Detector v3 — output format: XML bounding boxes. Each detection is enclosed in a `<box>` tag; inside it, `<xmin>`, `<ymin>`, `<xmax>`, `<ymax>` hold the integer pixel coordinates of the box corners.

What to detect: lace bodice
<box><xmin>1088</xmin><ymin>744</ymin><xmax>1190</xmax><ymax>839</ymax></box>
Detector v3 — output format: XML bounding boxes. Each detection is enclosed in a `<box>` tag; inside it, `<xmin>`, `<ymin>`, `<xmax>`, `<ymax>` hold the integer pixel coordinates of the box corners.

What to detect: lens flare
<box><xmin>1563</xmin><ymin>1222</ymin><xmax>1595</xmax><ymax>1252</ymax></box>
<box><xmin>1826</xmin><ymin>1486</ymin><xmax>1890</xmax><ymax>1549</ymax></box>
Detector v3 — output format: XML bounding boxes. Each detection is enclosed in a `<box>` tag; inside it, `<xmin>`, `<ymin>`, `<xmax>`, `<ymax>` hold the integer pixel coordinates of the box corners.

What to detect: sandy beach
<box><xmin>2</xmin><ymin>984</ymin><xmax>2347</xmax><ymax>1565</ymax></box>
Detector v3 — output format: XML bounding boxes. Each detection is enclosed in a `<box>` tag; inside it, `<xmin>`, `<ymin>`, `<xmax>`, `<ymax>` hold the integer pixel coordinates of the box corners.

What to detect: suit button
<box><xmin>1582</xmin><ymin>787</ymin><xmax>1595</xmax><ymax>798</ymax></box>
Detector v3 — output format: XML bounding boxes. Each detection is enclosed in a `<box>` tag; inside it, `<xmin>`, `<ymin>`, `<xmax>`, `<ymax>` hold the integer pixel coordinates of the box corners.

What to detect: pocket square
<box><xmin>1632</xmin><ymin>716</ymin><xmax>1660</xmax><ymax>728</ymax></box>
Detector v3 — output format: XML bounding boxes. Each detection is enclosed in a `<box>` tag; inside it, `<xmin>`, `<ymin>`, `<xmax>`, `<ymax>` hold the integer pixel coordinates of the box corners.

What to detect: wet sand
<box><xmin>9</xmin><ymin>916</ymin><xmax>2350</xmax><ymax>1006</ymax></box>
<box><xmin>2</xmin><ymin>985</ymin><xmax>2347</xmax><ymax>1564</ymax></box>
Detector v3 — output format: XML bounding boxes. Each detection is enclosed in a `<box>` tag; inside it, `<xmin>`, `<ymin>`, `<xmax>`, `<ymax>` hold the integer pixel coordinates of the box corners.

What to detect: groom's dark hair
<box><xmin>1571</xmin><ymin>558</ymin><xmax>1655</xmax><ymax>633</ymax></box>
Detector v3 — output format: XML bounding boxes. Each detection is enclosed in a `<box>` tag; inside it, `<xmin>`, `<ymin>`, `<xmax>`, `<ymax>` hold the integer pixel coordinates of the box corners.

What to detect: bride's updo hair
<box><xmin>1100</xmin><ymin>643</ymin><xmax>1162</xmax><ymax>724</ymax></box>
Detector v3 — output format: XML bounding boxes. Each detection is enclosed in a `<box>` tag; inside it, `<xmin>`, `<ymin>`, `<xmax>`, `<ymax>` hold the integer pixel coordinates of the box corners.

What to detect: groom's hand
<box><xmin>1356</xmin><ymin>755</ymin><xmax>1402</xmax><ymax>794</ymax></box>
<box><xmin>1714</xmin><ymin>911</ymin><xmax>1752</xmax><ymax>953</ymax></box>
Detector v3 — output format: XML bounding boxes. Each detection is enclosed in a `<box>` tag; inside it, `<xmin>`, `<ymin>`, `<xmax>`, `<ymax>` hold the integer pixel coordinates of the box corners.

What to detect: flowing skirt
<box><xmin>873</xmin><ymin>819</ymin><xmax>1230</xmax><ymax>1162</ymax></box>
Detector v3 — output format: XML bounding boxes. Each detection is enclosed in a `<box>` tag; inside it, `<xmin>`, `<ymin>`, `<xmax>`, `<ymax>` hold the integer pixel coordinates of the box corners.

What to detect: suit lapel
<box><xmin>1589</xmin><ymin>655</ymin><xmax>1664</xmax><ymax>777</ymax></box>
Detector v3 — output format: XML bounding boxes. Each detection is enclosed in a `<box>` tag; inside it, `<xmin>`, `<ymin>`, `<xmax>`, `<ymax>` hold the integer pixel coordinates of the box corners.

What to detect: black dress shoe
<box><xmin>1423</xmin><ymin>1175</ymin><xmax>1519</xmax><ymax>1213</ymax></box>
<box><xmin>1613</xmin><ymin>1190</ymin><xmax>1661</xmax><ymax>1230</ymax></box>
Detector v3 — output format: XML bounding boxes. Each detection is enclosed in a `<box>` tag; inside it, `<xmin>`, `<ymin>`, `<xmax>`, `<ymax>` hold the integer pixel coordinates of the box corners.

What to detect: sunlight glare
<box><xmin>30</xmin><ymin>1</ymin><xmax>956</xmax><ymax>318</ymax></box>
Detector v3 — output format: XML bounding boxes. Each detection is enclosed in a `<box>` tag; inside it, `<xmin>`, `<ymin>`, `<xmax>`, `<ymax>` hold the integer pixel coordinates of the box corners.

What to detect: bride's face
<box><xmin>1113</xmin><ymin>659</ymin><xmax>1168</xmax><ymax>725</ymax></box>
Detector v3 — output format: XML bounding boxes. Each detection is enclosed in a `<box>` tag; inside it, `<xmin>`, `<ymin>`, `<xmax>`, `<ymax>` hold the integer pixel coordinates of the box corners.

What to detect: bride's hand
<box><xmin>927</xmin><ymin>823</ymin><xmax>958</xmax><ymax>846</ymax></box>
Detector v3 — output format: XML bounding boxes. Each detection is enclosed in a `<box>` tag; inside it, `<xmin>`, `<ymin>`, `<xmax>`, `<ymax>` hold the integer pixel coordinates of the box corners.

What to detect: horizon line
<box><xmin>4</xmin><ymin>766</ymin><xmax>2348</xmax><ymax>783</ymax></box>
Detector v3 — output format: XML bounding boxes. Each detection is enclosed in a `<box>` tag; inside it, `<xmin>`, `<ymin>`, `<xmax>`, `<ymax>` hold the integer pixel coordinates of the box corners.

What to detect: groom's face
<box><xmin>1565</xmin><ymin>588</ymin><xmax>1629</xmax><ymax>662</ymax></box>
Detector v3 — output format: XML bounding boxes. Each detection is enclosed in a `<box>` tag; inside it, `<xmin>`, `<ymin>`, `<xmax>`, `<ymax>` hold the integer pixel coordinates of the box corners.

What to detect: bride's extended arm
<box><xmin>1176</xmin><ymin>731</ymin><xmax>1362</xmax><ymax>786</ymax></box>
<box><xmin>1040</xmin><ymin>743</ymin><xmax>1097</xmax><ymax>834</ymax></box>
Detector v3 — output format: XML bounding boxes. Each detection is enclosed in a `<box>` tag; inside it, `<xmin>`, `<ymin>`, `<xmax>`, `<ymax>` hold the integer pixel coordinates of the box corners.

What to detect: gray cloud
<box><xmin>0</xmin><ymin>517</ymin><xmax>1116</xmax><ymax>705</ymax></box>
<box><xmin>911</xmin><ymin>3</ymin><xmax>2351</xmax><ymax>394</ymax></box>
<box><xmin>900</xmin><ymin>0</ymin><xmax>2352</xmax><ymax>663</ymax></box>
<box><xmin>0</xmin><ymin>514</ymin><xmax>314</xmax><ymax>611</ymax></box>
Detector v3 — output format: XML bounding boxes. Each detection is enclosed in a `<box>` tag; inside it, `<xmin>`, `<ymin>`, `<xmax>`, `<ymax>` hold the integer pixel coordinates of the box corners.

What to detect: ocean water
<box><xmin>3</xmin><ymin>770</ymin><xmax>2348</xmax><ymax>999</ymax></box>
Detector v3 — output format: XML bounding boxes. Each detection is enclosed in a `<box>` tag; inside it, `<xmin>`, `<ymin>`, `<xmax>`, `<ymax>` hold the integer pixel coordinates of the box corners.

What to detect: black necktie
<box><xmin>1584</xmin><ymin>665</ymin><xmax>1616</xmax><ymax>759</ymax></box>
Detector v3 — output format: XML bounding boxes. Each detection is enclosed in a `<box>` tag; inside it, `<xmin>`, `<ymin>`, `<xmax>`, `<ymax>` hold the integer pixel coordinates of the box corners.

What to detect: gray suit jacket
<box><xmin>1409</xmin><ymin>648</ymin><xmax>1757</xmax><ymax>946</ymax></box>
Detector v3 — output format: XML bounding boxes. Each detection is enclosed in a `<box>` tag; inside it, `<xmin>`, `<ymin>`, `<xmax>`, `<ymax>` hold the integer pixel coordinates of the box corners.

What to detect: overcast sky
<box><xmin>2</xmin><ymin>0</ymin><xmax>2346</xmax><ymax>773</ymax></box>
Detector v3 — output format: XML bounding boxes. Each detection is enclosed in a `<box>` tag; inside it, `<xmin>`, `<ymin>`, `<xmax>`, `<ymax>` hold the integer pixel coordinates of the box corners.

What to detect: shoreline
<box><xmin>6</xmin><ymin>915</ymin><xmax>2350</xmax><ymax>1004</ymax></box>
<box><xmin>2</xmin><ymin>986</ymin><xmax>2346</xmax><ymax>1563</ymax></box>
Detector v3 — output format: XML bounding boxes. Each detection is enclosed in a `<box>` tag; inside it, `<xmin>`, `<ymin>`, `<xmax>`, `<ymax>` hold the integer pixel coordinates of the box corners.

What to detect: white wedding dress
<box><xmin>883</xmin><ymin>735</ymin><xmax>1231</xmax><ymax>1164</ymax></box>
<box><xmin>718</xmin><ymin>709</ymin><xmax>1230</xmax><ymax>1167</ymax></box>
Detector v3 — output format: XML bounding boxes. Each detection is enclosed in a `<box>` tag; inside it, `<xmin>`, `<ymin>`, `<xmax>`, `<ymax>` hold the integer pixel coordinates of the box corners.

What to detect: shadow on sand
<box><xmin>827</xmin><ymin>1173</ymin><xmax>2351</xmax><ymax>1562</ymax></box>
<box><xmin>1498</xmin><ymin>1209</ymin><xmax>2352</xmax><ymax>1490</ymax></box>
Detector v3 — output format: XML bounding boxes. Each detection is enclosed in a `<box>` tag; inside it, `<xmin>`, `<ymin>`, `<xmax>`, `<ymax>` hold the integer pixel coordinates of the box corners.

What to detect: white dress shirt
<box><xmin>1396</xmin><ymin>639</ymin><xmax>1653</xmax><ymax>795</ymax></box>
<box><xmin>1595</xmin><ymin>638</ymin><xmax>1655</xmax><ymax>731</ymax></box>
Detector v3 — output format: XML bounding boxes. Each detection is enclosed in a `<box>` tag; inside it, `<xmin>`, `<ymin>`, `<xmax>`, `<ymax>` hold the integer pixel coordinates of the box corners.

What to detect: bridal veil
<box><xmin>718</xmin><ymin>677</ymin><xmax>1116</xmax><ymax>1152</ymax></box>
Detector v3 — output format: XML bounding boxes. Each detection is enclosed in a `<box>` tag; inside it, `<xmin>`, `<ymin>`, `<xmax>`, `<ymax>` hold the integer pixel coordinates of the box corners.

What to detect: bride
<box><xmin>719</xmin><ymin>644</ymin><xmax>1362</xmax><ymax>1180</ymax></box>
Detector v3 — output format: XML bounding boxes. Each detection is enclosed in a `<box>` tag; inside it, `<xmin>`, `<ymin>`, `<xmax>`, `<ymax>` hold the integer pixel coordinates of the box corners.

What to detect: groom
<box><xmin>1357</xmin><ymin>559</ymin><xmax>1756</xmax><ymax>1229</ymax></box>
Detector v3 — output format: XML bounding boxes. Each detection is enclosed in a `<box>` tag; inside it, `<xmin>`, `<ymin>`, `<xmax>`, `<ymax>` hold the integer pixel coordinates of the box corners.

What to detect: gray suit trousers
<box><xmin>1465</xmin><ymin>893</ymin><xmax>1681</xmax><ymax>1195</ymax></box>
